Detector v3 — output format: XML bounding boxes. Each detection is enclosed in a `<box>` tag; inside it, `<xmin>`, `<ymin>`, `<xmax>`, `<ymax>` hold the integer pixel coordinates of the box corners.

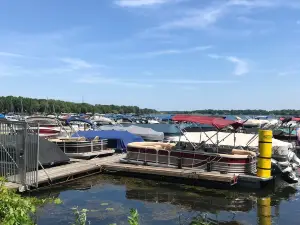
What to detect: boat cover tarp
<box><xmin>168</xmin><ymin>131</ymin><xmax>293</xmax><ymax>153</ymax></box>
<box><xmin>0</xmin><ymin>135</ymin><xmax>70</xmax><ymax>167</ymax></box>
<box><xmin>66</xmin><ymin>116</ymin><xmax>94</xmax><ymax>127</ymax></box>
<box><xmin>91</xmin><ymin>116</ymin><xmax>113</xmax><ymax>123</ymax></box>
<box><xmin>100</xmin><ymin>125</ymin><xmax>164</xmax><ymax>141</ymax></box>
<box><xmin>280</xmin><ymin>117</ymin><xmax>300</xmax><ymax>122</ymax></box>
<box><xmin>123</xmin><ymin>124</ymin><xmax>180</xmax><ymax>136</ymax></box>
<box><xmin>38</xmin><ymin>137</ymin><xmax>70</xmax><ymax>166</ymax></box>
<box><xmin>0</xmin><ymin>114</ymin><xmax>5</xmax><ymax>119</ymax></box>
<box><xmin>172</xmin><ymin>115</ymin><xmax>243</xmax><ymax>129</ymax></box>
<box><xmin>73</xmin><ymin>130</ymin><xmax>144</xmax><ymax>152</ymax></box>
<box><xmin>160</xmin><ymin>115</ymin><xmax>174</xmax><ymax>120</ymax></box>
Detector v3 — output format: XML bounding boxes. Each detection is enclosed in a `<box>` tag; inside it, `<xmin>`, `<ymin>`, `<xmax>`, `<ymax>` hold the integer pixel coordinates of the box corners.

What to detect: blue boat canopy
<box><xmin>0</xmin><ymin>114</ymin><xmax>5</xmax><ymax>119</ymax></box>
<box><xmin>72</xmin><ymin>130</ymin><xmax>144</xmax><ymax>152</ymax></box>
<box><xmin>66</xmin><ymin>116</ymin><xmax>94</xmax><ymax>127</ymax></box>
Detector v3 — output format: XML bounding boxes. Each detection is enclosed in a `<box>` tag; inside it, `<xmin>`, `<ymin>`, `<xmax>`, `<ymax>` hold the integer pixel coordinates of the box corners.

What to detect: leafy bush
<box><xmin>0</xmin><ymin>177</ymin><xmax>61</xmax><ymax>225</ymax></box>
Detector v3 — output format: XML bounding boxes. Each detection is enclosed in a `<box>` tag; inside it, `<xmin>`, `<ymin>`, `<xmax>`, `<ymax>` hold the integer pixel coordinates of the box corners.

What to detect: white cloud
<box><xmin>152</xmin><ymin>79</ymin><xmax>237</xmax><ymax>84</ymax></box>
<box><xmin>60</xmin><ymin>58</ymin><xmax>106</xmax><ymax>70</ymax></box>
<box><xmin>236</xmin><ymin>16</ymin><xmax>273</xmax><ymax>25</ymax></box>
<box><xmin>119</xmin><ymin>45</ymin><xmax>212</xmax><ymax>59</ymax></box>
<box><xmin>277</xmin><ymin>70</ymin><xmax>300</xmax><ymax>77</ymax></box>
<box><xmin>0</xmin><ymin>51</ymin><xmax>25</xmax><ymax>58</ymax></box>
<box><xmin>75</xmin><ymin>75</ymin><xmax>154</xmax><ymax>88</ymax></box>
<box><xmin>226</xmin><ymin>56</ymin><xmax>249</xmax><ymax>76</ymax></box>
<box><xmin>207</xmin><ymin>54</ymin><xmax>222</xmax><ymax>59</ymax></box>
<box><xmin>208</xmin><ymin>54</ymin><xmax>249</xmax><ymax>76</ymax></box>
<box><xmin>152</xmin><ymin>0</ymin><xmax>299</xmax><ymax>32</ymax></box>
<box><xmin>75</xmin><ymin>76</ymin><xmax>237</xmax><ymax>87</ymax></box>
<box><xmin>227</xmin><ymin>0</ymin><xmax>276</xmax><ymax>8</ymax></box>
<box><xmin>158</xmin><ymin>6</ymin><xmax>226</xmax><ymax>30</ymax></box>
<box><xmin>60</xmin><ymin>58</ymin><xmax>94</xmax><ymax>70</ymax></box>
<box><xmin>115</xmin><ymin>0</ymin><xmax>170</xmax><ymax>7</ymax></box>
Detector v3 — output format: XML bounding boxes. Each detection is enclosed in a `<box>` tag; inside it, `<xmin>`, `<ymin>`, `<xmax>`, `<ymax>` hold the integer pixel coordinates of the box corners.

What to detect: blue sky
<box><xmin>0</xmin><ymin>0</ymin><xmax>300</xmax><ymax>110</ymax></box>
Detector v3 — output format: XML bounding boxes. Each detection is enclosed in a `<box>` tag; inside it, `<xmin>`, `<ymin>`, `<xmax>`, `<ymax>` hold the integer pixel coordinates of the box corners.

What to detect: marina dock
<box><xmin>102</xmin><ymin>162</ymin><xmax>237</xmax><ymax>184</ymax></box>
<box><xmin>5</xmin><ymin>154</ymin><xmax>124</xmax><ymax>191</ymax></box>
<box><xmin>5</xmin><ymin>154</ymin><xmax>240</xmax><ymax>191</ymax></box>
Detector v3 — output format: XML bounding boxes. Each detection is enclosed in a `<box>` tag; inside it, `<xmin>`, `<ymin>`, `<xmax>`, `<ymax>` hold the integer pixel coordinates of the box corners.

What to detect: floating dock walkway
<box><xmin>5</xmin><ymin>154</ymin><xmax>123</xmax><ymax>191</ymax></box>
<box><xmin>103</xmin><ymin>162</ymin><xmax>237</xmax><ymax>184</ymax></box>
<box><xmin>6</xmin><ymin>154</ymin><xmax>272</xmax><ymax>192</ymax></box>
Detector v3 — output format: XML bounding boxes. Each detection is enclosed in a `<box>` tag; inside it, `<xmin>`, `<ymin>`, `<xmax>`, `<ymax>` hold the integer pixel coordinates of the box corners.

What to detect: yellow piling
<box><xmin>257</xmin><ymin>130</ymin><xmax>272</xmax><ymax>178</ymax></box>
<box><xmin>257</xmin><ymin>197</ymin><xmax>272</xmax><ymax>225</ymax></box>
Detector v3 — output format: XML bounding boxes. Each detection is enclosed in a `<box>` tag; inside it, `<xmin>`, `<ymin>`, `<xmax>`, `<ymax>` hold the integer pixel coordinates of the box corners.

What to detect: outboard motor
<box><xmin>272</xmin><ymin>149</ymin><xmax>300</xmax><ymax>184</ymax></box>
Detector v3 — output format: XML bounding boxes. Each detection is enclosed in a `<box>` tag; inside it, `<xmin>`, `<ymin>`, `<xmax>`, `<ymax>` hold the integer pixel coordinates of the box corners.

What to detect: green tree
<box><xmin>0</xmin><ymin>96</ymin><xmax>158</xmax><ymax>115</ymax></box>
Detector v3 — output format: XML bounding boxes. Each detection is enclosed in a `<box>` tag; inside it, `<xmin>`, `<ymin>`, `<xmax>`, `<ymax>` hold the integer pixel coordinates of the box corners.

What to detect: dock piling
<box><xmin>257</xmin><ymin>130</ymin><xmax>272</xmax><ymax>178</ymax></box>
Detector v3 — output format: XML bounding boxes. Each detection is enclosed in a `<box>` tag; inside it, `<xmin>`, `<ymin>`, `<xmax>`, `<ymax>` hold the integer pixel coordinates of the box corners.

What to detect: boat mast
<box><xmin>21</xmin><ymin>98</ymin><xmax>23</xmax><ymax>114</ymax></box>
<box><xmin>44</xmin><ymin>97</ymin><xmax>49</xmax><ymax>115</ymax></box>
<box><xmin>10</xmin><ymin>97</ymin><xmax>14</xmax><ymax>113</ymax></box>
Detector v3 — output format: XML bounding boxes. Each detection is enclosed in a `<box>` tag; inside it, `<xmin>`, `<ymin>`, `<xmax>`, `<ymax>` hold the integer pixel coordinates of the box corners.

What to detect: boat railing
<box><xmin>127</xmin><ymin>146</ymin><xmax>256</xmax><ymax>174</ymax></box>
<box><xmin>55</xmin><ymin>139</ymin><xmax>108</xmax><ymax>154</ymax></box>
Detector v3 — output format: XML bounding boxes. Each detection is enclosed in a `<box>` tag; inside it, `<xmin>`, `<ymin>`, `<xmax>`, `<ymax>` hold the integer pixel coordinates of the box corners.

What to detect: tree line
<box><xmin>0</xmin><ymin>96</ymin><xmax>157</xmax><ymax>115</ymax></box>
<box><xmin>1</xmin><ymin>96</ymin><xmax>299</xmax><ymax>116</ymax></box>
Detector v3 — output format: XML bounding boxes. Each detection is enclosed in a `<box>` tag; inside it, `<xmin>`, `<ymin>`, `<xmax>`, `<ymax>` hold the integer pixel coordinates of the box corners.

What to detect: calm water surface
<box><xmin>33</xmin><ymin>175</ymin><xmax>300</xmax><ymax>225</ymax></box>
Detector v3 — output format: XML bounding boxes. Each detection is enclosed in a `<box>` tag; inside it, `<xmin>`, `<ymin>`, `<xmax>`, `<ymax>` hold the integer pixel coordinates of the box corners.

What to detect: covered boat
<box><xmin>100</xmin><ymin>125</ymin><xmax>164</xmax><ymax>141</ymax></box>
<box><xmin>26</xmin><ymin>116</ymin><xmax>65</xmax><ymax>138</ymax></box>
<box><xmin>48</xmin><ymin>136</ymin><xmax>112</xmax><ymax>159</ymax></box>
<box><xmin>123</xmin><ymin>116</ymin><xmax>255</xmax><ymax>174</ymax></box>
<box><xmin>73</xmin><ymin>130</ymin><xmax>144</xmax><ymax>152</ymax></box>
<box><xmin>121</xmin><ymin>115</ymin><xmax>300</xmax><ymax>185</ymax></box>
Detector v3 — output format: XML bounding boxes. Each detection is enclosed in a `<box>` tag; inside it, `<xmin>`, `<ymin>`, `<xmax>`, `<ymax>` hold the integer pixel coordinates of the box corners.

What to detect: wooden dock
<box><xmin>102</xmin><ymin>162</ymin><xmax>237</xmax><ymax>184</ymax></box>
<box><xmin>5</xmin><ymin>154</ymin><xmax>124</xmax><ymax>191</ymax></box>
<box><xmin>5</xmin><ymin>154</ymin><xmax>239</xmax><ymax>191</ymax></box>
<box><xmin>65</xmin><ymin>149</ymin><xmax>115</xmax><ymax>159</ymax></box>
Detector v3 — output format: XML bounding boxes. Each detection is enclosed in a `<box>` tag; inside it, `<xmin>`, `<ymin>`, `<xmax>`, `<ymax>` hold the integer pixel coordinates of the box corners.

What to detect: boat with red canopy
<box><xmin>121</xmin><ymin>114</ymin><xmax>300</xmax><ymax>187</ymax></box>
<box><xmin>172</xmin><ymin>114</ymin><xmax>243</xmax><ymax>130</ymax></box>
<box><xmin>121</xmin><ymin>115</ymin><xmax>261</xmax><ymax>185</ymax></box>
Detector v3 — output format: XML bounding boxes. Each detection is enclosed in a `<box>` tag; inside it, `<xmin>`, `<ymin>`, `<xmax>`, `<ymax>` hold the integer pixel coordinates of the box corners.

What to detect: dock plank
<box><xmin>66</xmin><ymin>150</ymin><xmax>115</xmax><ymax>159</ymax></box>
<box><xmin>6</xmin><ymin>154</ymin><xmax>124</xmax><ymax>189</ymax></box>
<box><xmin>5</xmin><ymin>182</ymin><xmax>21</xmax><ymax>190</ymax></box>
<box><xmin>102</xmin><ymin>162</ymin><xmax>236</xmax><ymax>183</ymax></box>
<box><xmin>6</xmin><ymin>153</ymin><xmax>237</xmax><ymax>191</ymax></box>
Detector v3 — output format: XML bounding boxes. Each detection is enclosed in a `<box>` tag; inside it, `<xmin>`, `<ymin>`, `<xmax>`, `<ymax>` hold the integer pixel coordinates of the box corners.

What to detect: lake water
<box><xmin>33</xmin><ymin>174</ymin><xmax>300</xmax><ymax>225</ymax></box>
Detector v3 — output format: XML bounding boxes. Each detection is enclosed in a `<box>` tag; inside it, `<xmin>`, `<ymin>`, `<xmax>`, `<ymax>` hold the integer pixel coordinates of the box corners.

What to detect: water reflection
<box><xmin>33</xmin><ymin>175</ymin><xmax>300</xmax><ymax>225</ymax></box>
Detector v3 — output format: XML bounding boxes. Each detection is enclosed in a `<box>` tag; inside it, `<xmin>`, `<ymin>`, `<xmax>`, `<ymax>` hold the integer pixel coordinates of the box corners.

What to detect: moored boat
<box><xmin>26</xmin><ymin>116</ymin><xmax>65</xmax><ymax>138</ymax></box>
<box><xmin>48</xmin><ymin>136</ymin><xmax>112</xmax><ymax>159</ymax></box>
<box><xmin>121</xmin><ymin>114</ymin><xmax>300</xmax><ymax>187</ymax></box>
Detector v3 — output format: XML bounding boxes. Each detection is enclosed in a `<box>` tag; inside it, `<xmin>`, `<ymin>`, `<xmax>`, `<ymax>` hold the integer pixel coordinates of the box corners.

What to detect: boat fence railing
<box><xmin>0</xmin><ymin>120</ymin><xmax>39</xmax><ymax>189</ymax></box>
<box><xmin>56</xmin><ymin>139</ymin><xmax>108</xmax><ymax>154</ymax></box>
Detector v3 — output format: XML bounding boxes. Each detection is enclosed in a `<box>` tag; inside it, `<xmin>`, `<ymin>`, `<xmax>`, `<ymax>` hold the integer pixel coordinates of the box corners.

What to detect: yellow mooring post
<box><xmin>257</xmin><ymin>130</ymin><xmax>272</xmax><ymax>178</ymax></box>
<box><xmin>257</xmin><ymin>197</ymin><xmax>272</xmax><ymax>225</ymax></box>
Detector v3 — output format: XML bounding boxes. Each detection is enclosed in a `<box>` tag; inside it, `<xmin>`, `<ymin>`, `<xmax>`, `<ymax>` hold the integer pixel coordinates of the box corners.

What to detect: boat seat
<box><xmin>92</xmin><ymin>136</ymin><xmax>100</xmax><ymax>142</ymax></box>
<box><xmin>127</xmin><ymin>142</ymin><xmax>176</xmax><ymax>151</ymax></box>
<box><xmin>231</xmin><ymin>149</ymin><xmax>257</xmax><ymax>157</ymax></box>
<box><xmin>48</xmin><ymin>137</ymin><xmax>87</xmax><ymax>142</ymax></box>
